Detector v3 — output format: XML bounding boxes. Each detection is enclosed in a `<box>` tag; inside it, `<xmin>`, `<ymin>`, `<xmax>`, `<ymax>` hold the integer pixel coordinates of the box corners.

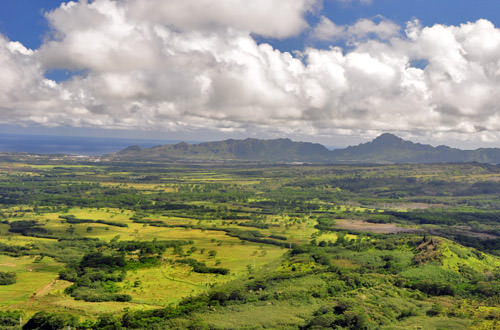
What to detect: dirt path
<box><xmin>31</xmin><ymin>279</ymin><xmax>57</xmax><ymax>300</ymax></box>
<box><xmin>159</xmin><ymin>264</ymin><xmax>204</xmax><ymax>287</ymax></box>
<box><xmin>0</xmin><ymin>263</ymin><xmax>16</xmax><ymax>267</ymax></box>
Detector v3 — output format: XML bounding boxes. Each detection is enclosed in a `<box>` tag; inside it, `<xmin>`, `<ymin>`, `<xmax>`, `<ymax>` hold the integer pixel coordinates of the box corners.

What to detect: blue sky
<box><xmin>0</xmin><ymin>1</ymin><xmax>61</xmax><ymax>49</ymax></box>
<box><xmin>264</xmin><ymin>0</ymin><xmax>500</xmax><ymax>53</ymax></box>
<box><xmin>2</xmin><ymin>0</ymin><xmax>500</xmax><ymax>148</ymax></box>
<box><xmin>3</xmin><ymin>1</ymin><xmax>500</xmax><ymax>49</ymax></box>
<box><xmin>5</xmin><ymin>1</ymin><xmax>500</xmax><ymax>55</ymax></box>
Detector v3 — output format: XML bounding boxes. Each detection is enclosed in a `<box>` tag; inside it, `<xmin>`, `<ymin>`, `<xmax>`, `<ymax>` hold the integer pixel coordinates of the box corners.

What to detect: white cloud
<box><xmin>310</xmin><ymin>16</ymin><xmax>345</xmax><ymax>41</ymax></box>
<box><xmin>2</xmin><ymin>1</ymin><xmax>500</xmax><ymax>146</ymax></box>
<box><xmin>311</xmin><ymin>16</ymin><xmax>400</xmax><ymax>41</ymax></box>
<box><xmin>128</xmin><ymin>0</ymin><xmax>320</xmax><ymax>38</ymax></box>
<box><xmin>0</xmin><ymin>35</ymin><xmax>65</xmax><ymax>126</ymax></box>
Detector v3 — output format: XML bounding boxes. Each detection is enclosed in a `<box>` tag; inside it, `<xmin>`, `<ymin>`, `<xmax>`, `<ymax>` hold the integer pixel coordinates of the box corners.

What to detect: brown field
<box><xmin>378</xmin><ymin>202</ymin><xmax>448</xmax><ymax>211</ymax></box>
<box><xmin>335</xmin><ymin>219</ymin><xmax>418</xmax><ymax>234</ymax></box>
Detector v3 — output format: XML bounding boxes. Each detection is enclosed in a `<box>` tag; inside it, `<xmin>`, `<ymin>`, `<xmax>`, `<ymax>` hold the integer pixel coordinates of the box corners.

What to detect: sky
<box><xmin>2</xmin><ymin>1</ymin><xmax>500</xmax><ymax>148</ymax></box>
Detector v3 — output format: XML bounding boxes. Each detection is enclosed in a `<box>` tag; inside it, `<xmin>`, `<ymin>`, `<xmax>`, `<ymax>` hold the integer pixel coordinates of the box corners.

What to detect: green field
<box><xmin>0</xmin><ymin>161</ymin><xmax>499</xmax><ymax>329</ymax></box>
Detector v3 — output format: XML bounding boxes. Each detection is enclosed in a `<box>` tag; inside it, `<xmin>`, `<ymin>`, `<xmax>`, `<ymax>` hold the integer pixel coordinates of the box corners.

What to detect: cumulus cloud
<box><xmin>126</xmin><ymin>0</ymin><xmax>319</xmax><ymax>38</ymax></box>
<box><xmin>0</xmin><ymin>36</ymin><xmax>65</xmax><ymax>126</ymax></box>
<box><xmin>311</xmin><ymin>16</ymin><xmax>400</xmax><ymax>41</ymax></box>
<box><xmin>2</xmin><ymin>0</ymin><xmax>500</xmax><ymax>146</ymax></box>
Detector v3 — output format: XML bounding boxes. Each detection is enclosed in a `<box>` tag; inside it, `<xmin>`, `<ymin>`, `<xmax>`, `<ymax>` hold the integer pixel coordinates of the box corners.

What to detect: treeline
<box><xmin>6</xmin><ymin>220</ymin><xmax>55</xmax><ymax>239</ymax></box>
<box><xmin>315</xmin><ymin>216</ymin><xmax>336</xmax><ymax>231</ymax></box>
<box><xmin>132</xmin><ymin>218</ymin><xmax>291</xmax><ymax>248</ymax></box>
<box><xmin>386</xmin><ymin>209</ymin><xmax>500</xmax><ymax>226</ymax></box>
<box><xmin>60</xmin><ymin>215</ymin><xmax>128</xmax><ymax>228</ymax></box>
<box><xmin>0</xmin><ymin>178</ymin><xmax>153</xmax><ymax>210</ymax></box>
<box><xmin>0</xmin><ymin>242</ymin><xmax>30</xmax><ymax>256</ymax></box>
<box><xmin>452</xmin><ymin>235</ymin><xmax>500</xmax><ymax>256</ymax></box>
<box><xmin>286</xmin><ymin>175</ymin><xmax>500</xmax><ymax>199</ymax></box>
<box><xmin>112</xmin><ymin>239</ymin><xmax>192</xmax><ymax>255</ymax></box>
<box><xmin>177</xmin><ymin>258</ymin><xmax>229</xmax><ymax>275</ymax></box>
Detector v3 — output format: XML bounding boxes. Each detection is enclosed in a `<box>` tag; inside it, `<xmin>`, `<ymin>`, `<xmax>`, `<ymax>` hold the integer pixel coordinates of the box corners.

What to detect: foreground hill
<box><xmin>112</xmin><ymin>133</ymin><xmax>500</xmax><ymax>164</ymax></box>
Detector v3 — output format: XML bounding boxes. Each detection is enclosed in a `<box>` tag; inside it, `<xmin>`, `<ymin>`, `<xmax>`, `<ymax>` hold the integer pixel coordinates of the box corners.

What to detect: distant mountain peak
<box><xmin>118</xmin><ymin>145</ymin><xmax>142</xmax><ymax>153</ymax></box>
<box><xmin>372</xmin><ymin>133</ymin><xmax>404</xmax><ymax>145</ymax></box>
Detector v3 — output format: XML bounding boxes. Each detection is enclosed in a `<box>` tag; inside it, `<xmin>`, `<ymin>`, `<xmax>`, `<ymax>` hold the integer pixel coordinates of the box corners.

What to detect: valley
<box><xmin>0</xmin><ymin>160</ymin><xmax>498</xmax><ymax>329</ymax></box>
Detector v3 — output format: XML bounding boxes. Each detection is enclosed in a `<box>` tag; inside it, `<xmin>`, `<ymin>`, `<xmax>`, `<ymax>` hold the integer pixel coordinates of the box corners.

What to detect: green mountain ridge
<box><xmin>115</xmin><ymin>138</ymin><xmax>332</xmax><ymax>162</ymax></box>
<box><xmin>113</xmin><ymin>133</ymin><xmax>500</xmax><ymax>164</ymax></box>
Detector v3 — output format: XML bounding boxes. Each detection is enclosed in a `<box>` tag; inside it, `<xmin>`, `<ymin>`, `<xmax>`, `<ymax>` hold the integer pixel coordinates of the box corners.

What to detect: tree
<box><xmin>23</xmin><ymin>311</ymin><xmax>78</xmax><ymax>330</ymax></box>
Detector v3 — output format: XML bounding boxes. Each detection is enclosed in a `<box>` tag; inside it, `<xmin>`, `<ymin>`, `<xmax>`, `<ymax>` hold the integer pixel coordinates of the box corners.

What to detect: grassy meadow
<box><xmin>0</xmin><ymin>161</ymin><xmax>498</xmax><ymax>328</ymax></box>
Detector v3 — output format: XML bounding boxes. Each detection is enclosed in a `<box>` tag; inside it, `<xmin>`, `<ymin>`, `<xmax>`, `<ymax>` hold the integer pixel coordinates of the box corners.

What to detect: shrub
<box><xmin>409</xmin><ymin>281</ymin><xmax>455</xmax><ymax>296</ymax></box>
<box><xmin>177</xmin><ymin>259</ymin><xmax>229</xmax><ymax>275</ymax></box>
<box><xmin>269</xmin><ymin>234</ymin><xmax>287</xmax><ymax>241</ymax></box>
<box><xmin>58</xmin><ymin>268</ymin><xmax>78</xmax><ymax>282</ymax></box>
<box><xmin>94</xmin><ymin>314</ymin><xmax>124</xmax><ymax>330</ymax></box>
<box><xmin>0</xmin><ymin>272</ymin><xmax>16</xmax><ymax>285</ymax></box>
<box><xmin>80</xmin><ymin>252</ymin><xmax>126</xmax><ymax>269</ymax></box>
<box><xmin>473</xmin><ymin>281</ymin><xmax>500</xmax><ymax>297</ymax></box>
<box><xmin>69</xmin><ymin>286</ymin><xmax>132</xmax><ymax>302</ymax></box>
<box><xmin>426</xmin><ymin>303</ymin><xmax>443</xmax><ymax>316</ymax></box>
<box><xmin>23</xmin><ymin>311</ymin><xmax>78</xmax><ymax>330</ymax></box>
<box><xmin>0</xmin><ymin>310</ymin><xmax>23</xmax><ymax>326</ymax></box>
<box><xmin>303</xmin><ymin>300</ymin><xmax>376</xmax><ymax>330</ymax></box>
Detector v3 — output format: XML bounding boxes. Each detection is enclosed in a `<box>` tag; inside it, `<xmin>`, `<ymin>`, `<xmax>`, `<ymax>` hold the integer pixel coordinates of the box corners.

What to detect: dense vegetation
<box><xmin>0</xmin><ymin>272</ymin><xmax>16</xmax><ymax>285</ymax></box>
<box><xmin>0</xmin><ymin>159</ymin><xmax>498</xmax><ymax>329</ymax></box>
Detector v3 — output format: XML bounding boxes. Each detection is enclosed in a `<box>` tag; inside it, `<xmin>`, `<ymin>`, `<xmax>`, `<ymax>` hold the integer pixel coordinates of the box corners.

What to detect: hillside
<box><xmin>329</xmin><ymin>133</ymin><xmax>500</xmax><ymax>163</ymax></box>
<box><xmin>114</xmin><ymin>138</ymin><xmax>332</xmax><ymax>162</ymax></box>
<box><xmin>113</xmin><ymin>133</ymin><xmax>500</xmax><ymax>164</ymax></box>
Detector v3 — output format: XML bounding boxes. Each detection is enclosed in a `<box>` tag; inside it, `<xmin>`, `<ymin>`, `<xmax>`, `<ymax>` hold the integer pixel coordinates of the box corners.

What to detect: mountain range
<box><xmin>112</xmin><ymin>133</ymin><xmax>500</xmax><ymax>164</ymax></box>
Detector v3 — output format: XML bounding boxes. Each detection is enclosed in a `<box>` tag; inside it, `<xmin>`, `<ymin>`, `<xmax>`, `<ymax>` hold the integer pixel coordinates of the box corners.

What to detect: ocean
<box><xmin>0</xmin><ymin>134</ymin><xmax>184</xmax><ymax>156</ymax></box>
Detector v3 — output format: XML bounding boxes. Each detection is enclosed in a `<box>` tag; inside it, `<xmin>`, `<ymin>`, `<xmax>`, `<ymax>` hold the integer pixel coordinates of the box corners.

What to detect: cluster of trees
<box><xmin>403</xmin><ymin>280</ymin><xmax>455</xmax><ymax>296</ymax></box>
<box><xmin>113</xmin><ymin>239</ymin><xmax>192</xmax><ymax>255</ymax></box>
<box><xmin>454</xmin><ymin>235</ymin><xmax>500</xmax><ymax>256</ymax></box>
<box><xmin>0</xmin><ymin>242</ymin><xmax>29</xmax><ymax>256</ymax></box>
<box><xmin>57</xmin><ymin>239</ymin><xmax>199</xmax><ymax>302</ymax></box>
<box><xmin>177</xmin><ymin>258</ymin><xmax>229</xmax><ymax>275</ymax></box>
<box><xmin>315</xmin><ymin>216</ymin><xmax>336</xmax><ymax>231</ymax></box>
<box><xmin>0</xmin><ymin>271</ymin><xmax>16</xmax><ymax>285</ymax></box>
<box><xmin>60</xmin><ymin>251</ymin><xmax>131</xmax><ymax>302</ymax></box>
<box><xmin>7</xmin><ymin>220</ymin><xmax>54</xmax><ymax>239</ymax></box>
<box><xmin>302</xmin><ymin>299</ymin><xmax>374</xmax><ymax>330</ymax></box>
<box><xmin>60</xmin><ymin>215</ymin><xmax>128</xmax><ymax>228</ymax></box>
<box><xmin>131</xmin><ymin>218</ymin><xmax>291</xmax><ymax>248</ymax></box>
<box><xmin>387</xmin><ymin>209</ymin><xmax>500</xmax><ymax>226</ymax></box>
<box><xmin>23</xmin><ymin>311</ymin><xmax>78</xmax><ymax>330</ymax></box>
<box><xmin>0</xmin><ymin>310</ymin><xmax>23</xmax><ymax>328</ymax></box>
